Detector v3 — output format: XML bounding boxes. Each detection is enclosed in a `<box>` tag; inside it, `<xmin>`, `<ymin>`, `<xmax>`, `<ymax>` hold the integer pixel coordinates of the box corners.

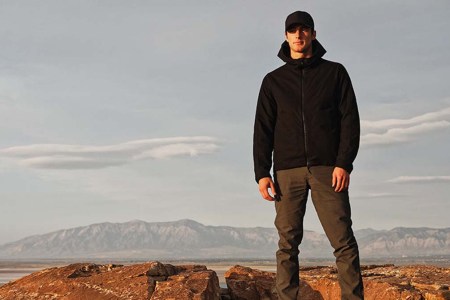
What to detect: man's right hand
<box><xmin>258</xmin><ymin>177</ymin><xmax>277</xmax><ymax>201</ymax></box>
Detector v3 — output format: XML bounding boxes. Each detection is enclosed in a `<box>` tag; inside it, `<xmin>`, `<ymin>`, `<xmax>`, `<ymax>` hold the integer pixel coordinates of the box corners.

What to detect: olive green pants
<box><xmin>274</xmin><ymin>166</ymin><xmax>364</xmax><ymax>300</ymax></box>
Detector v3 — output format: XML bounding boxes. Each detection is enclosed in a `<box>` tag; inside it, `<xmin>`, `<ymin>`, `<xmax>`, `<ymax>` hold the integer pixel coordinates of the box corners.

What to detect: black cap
<box><xmin>285</xmin><ymin>11</ymin><xmax>314</xmax><ymax>31</ymax></box>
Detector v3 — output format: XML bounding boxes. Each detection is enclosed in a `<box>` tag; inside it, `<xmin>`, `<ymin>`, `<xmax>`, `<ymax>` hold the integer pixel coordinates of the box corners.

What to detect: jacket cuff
<box><xmin>255</xmin><ymin>171</ymin><xmax>272</xmax><ymax>184</ymax></box>
<box><xmin>334</xmin><ymin>162</ymin><xmax>353</xmax><ymax>174</ymax></box>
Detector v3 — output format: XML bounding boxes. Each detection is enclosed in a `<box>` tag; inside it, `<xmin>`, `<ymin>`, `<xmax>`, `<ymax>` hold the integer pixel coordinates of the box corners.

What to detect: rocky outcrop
<box><xmin>149</xmin><ymin>264</ymin><xmax>220</xmax><ymax>300</ymax></box>
<box><xmin>1</xmin><ymin>262</ymin><xmax>448</xmax><ymax>300</ymax></box>
<box><xmin>225</xmin><ymin>264</ymin><xmax>450</xmax><ymax>300</ymax></box>
<box><xmin>0</xmin><ymin>261</ymin><xmax>221</xmax><ymax>300</ymax></box>
<box><xmin>224</xmin><ymin>265</ymin><xmax>324</xmax><ymax>300</ymax></box>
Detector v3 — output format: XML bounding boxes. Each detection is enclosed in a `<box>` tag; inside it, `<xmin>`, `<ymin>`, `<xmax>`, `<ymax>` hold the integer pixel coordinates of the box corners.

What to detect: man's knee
<box><xmin>276</xmin><ymin>227</ymin><xmax>304</xmax><ymax>251</ymax></box>
<box><xmin>332</xmin><ymin>236</ymin><xmax>359</xmax><ymax>258</ymax></box>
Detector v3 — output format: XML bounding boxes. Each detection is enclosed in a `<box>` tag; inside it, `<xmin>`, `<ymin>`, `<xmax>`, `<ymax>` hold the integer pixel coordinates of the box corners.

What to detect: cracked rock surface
<box><xmin>0</xmin><ymin>261</ymin><xmax>221</xmax><ymax>300</ymax></box>
<box><xmin>225</xmin><ymin>264</ymin><xmax>450</xmax><ymax>300</ymax></box>
<box><xmin>1</xmin><ymin>262</ymin><xmax>448</xmax><ymax>299</ymax></box>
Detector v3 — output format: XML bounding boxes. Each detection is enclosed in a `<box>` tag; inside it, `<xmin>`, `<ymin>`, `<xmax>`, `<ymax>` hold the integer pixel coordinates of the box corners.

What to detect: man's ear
<box><xmin>312</xmin><ymin>30</ymin><xmax>317</xmax><ymax>40</ymax></box>
<box><xmin>285</xmin><ymin>32</ymin><xmax>288</xmax><ymax>42</ymax></box>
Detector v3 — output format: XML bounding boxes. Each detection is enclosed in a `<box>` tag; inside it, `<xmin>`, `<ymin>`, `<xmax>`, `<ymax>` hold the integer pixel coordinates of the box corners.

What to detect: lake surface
<box><xmin>0</xmin><ymin>268</ymin><xmax>44</xmax><ymax>286</ymax></box>
<box><xmin>0</xmin><ymin>260</ymin><xmax>69</xmax><ymax>287</ymax></box>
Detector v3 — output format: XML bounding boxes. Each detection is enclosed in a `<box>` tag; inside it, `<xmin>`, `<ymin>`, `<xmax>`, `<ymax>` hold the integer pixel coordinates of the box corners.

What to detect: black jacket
<box><xmin>253</xmin><ymin>39</ymin><xmax>360</xmax><ymax>183</ymax></box>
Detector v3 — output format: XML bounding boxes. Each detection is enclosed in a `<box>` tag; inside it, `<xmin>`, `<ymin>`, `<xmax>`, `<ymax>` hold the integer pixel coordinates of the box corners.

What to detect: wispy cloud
<box><xmin>361</xmin><ymin>106</ymin><xmax>450</xmax><ymax>146</ymax></box>
<box><xmin>366</xmin><ymin>193</ymin><xmax>401</xmax><ymax>198</ymax></box>
<box><xmin>352</xmin><ymin>192</ymin><xmax>405</xmax><ymax>199</ymax></box>
<box><xmin>0</xmin><ymin>136</ymin><xmax>220</xmax><ymax>170</ymax></box>
<box><xmin>361</xmin><ymin>121</ymin><xmax>450</xmax><ymax>146</ymax></box>
<box><xmin>362</xmin><ymin>107</ymin><xmax>450</xmax><ymax>131</ymax></box>
<box><xmin>388</xmin><ymin>176</ymin><xmax>450</xmax><ymax>184</ymax></box>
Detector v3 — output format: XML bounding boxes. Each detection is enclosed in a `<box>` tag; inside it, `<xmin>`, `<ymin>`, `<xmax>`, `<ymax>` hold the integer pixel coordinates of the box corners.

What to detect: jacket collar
<box><xmin>277</xmin><ymin>39</ymin><xmax>326</xmax><ymax>67</ymax></box>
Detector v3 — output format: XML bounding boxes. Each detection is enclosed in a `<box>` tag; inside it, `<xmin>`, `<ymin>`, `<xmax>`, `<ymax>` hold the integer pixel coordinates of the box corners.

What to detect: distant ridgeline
<box><xmin>0</xmin><ymin>219</ymin><xmax>448</xmax><ymax>259</ymax></box>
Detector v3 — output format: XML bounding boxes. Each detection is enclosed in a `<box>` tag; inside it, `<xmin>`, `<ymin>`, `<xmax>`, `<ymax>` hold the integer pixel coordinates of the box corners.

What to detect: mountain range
<box><xmin>0</xmin><ymin>219</ymin><xmax>448</xmax><ymax>259</ymax></box>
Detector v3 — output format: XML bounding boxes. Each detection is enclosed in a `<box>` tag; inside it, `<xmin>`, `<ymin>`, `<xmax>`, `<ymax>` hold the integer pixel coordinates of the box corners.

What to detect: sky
<box><xmin>0</xmin><ymin>0</ymin><xmax>449</xmax><ymax>244</ymax></box>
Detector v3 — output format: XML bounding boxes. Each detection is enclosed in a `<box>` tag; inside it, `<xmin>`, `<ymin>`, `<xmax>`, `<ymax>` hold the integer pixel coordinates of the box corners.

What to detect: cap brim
<box><xmin>286</xmin><ymin>23</ymin><xmax>313</xmax><ymax>31</ymax></box>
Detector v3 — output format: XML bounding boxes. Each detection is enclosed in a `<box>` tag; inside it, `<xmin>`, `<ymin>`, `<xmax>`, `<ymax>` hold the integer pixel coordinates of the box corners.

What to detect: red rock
<box><xmin>1</xmin><ymin>262</ymin><xmax>448</xmax><ymax>300</ymax></box>
<box><xmin>224</xmin><ymin>265</ymin><xmax>277</xmax><ymax>300</ymax></box>
<box><xmin>224</xmin><ymin>265</ymin><xmax>323</xmax><ymax>300</ymax></box>
<box><xmin>0</xmin><ymin>261</ymin><xmax>221</xmax><ymax>300</ymax></box>
<box><xmin>224</xmin><ymin>264</ymin><xmax>450</xmax><ymax>300</ymax></box>
<box><xmin>151</xmin><ymin>269</ymin><xmax>220</xmax><ymax>300</ymax></box>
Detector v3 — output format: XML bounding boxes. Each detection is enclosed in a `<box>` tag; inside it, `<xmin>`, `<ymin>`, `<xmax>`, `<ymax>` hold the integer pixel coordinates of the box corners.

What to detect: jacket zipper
<box><xmin>300</xmin><ymin>66</ymin><xmax>309</xmax><ymax>167</ymax></box>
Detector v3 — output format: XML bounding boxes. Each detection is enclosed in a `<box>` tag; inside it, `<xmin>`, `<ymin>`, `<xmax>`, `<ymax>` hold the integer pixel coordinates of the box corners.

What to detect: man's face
<box><xmin>285</xmin><ymin>24</ymin><xmax>316</xmax><ymax>58</ymax></box>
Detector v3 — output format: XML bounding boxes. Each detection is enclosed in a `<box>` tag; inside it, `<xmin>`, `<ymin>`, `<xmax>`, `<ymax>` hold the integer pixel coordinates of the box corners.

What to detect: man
<box><xmin>253</xmin><ymin>11</ymin><xmax>364</xmax><ymax>300</ymax></box>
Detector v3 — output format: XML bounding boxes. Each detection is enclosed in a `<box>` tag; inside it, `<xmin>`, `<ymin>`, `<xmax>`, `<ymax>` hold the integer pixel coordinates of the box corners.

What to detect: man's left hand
<box><xmin>332</xmin><ymin>167</ymin><xmax>350</xmax><ymax>192</ymax></box>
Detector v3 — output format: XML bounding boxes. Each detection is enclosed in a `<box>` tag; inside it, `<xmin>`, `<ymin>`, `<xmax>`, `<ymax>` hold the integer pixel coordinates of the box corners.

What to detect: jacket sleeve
<box><xmin>335</xmin><ymin>65</ymin><xmax>360</xmax><ymax>173</ymax></box>
<box><xmin>253</xmin><ymin>75</ymin><xmax>277</xmax><ymax>183</ymax></box>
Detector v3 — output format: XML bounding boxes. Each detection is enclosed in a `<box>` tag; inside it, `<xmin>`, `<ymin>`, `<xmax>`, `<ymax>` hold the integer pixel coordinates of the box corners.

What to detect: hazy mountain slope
<box><xmin>358</xmin><ymin>227</ymin><xmax>450</xmax><ymax>257</ymax></box>
<box><xmin>0</xmin><ymin>220</ymin><xmax>448</xmax><ymax>259</ymax></box>
<box><xmin>0</xmin><ymin>219</ymin><xmax>329</xmax><ymax>259</ymax></box>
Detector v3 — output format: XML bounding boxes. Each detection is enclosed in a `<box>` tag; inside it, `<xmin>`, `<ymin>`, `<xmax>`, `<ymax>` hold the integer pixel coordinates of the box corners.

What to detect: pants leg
<box><xmin>274</xmin><ymin>167</ymin><xmax>309</xmax><ymax>300</ymax></box>
<box><xmin>308</xmin><ymin>166</ymin><xmax>364</xmax><ymax>300</ymax></box>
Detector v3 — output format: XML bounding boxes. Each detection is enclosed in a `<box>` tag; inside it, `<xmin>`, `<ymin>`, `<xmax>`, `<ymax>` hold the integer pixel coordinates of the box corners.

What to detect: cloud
<box><xmin>364</xmin><ymin>193</ymin><xmax>402</xmax><ymax>198</ymax></box>
<box><xmin>388</xmin><ymin>176</ymin><xmax>450</xmax><ymax>184</ymax></box>
<box><xmin>352</xmin><ymin>192</ymin><xmax>406</xmax><ymax>199</ymax></box>
<box><xmin>0</xmin><ymin>136</ymin><xmax>220</xmax><ymax>170</ymax></box>
<box><xmin>361</xmin><ymin>121</ymin><xmax>450</xmax><ymax>146</ymax></box>
<box><xmin>361</xmin><ymin>106</ymin><xmax>450</xmax><ymax>146</ymax></box>
<box><xmin>361</xmin><ymin>107</ymin><xmax>450</xmax><ymax>131</ymax></box>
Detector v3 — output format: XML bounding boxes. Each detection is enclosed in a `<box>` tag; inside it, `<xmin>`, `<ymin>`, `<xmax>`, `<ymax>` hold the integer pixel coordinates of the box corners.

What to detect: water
<box><xmin>0</xmin><ymin>260</ymin><xmax>69</xmax><ymax>287</ymax></box>
<box><xmin>0</xmin><ymin>268</ymin><xmax>43</xmax><ymax>286</ymax></box>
